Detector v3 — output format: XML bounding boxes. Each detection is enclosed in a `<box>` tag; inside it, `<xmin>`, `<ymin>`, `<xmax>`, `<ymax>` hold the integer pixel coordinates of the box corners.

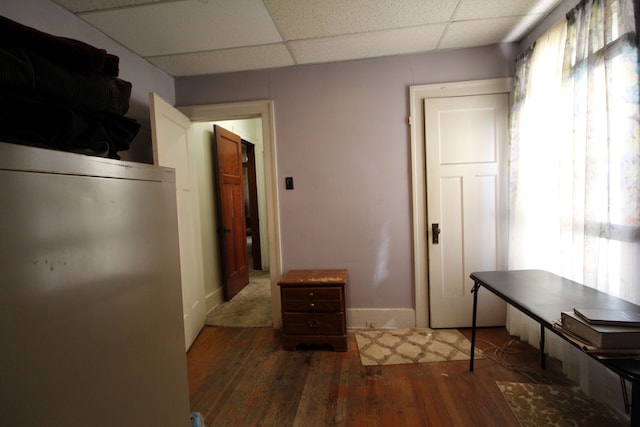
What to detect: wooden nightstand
<box><xmin>278</xmin><ymin>269</ymin><xmax>348</xmax><ymax>351</ymax></box>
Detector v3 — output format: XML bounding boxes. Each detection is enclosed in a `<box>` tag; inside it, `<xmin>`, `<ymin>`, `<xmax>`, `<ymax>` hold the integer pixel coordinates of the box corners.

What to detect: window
<box><xmin>509</xmin><ymin>0</ymin><xmax>639</xmax><ymax>303</ymax></box>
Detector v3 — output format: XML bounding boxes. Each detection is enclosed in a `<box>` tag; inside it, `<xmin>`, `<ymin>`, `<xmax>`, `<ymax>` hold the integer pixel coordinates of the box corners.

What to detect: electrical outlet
<box><xmin>285</xmin><ymin>177</ymin><xmax>294</xmax><ymax>190</ymax></box>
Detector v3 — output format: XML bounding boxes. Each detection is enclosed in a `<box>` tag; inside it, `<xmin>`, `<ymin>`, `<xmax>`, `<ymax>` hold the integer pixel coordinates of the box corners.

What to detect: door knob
<box><xmin>432</xmin><ymin>223</ymin><xmax>441</xmax><ymax>244</ymax></box>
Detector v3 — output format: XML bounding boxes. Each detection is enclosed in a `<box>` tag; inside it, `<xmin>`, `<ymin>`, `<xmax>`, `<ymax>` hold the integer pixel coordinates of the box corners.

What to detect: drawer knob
<box><xmin>310</xmin><ymin>303</ymin><xmax>315</xmax><ymax>307</ymax></box>
<box><xmin>309</xmin><ymin>292</ymin><xmax>314</xmax><ymax>297</ymax></box>
<box><xmin>308</xmin><ymin>319</ymin><xmax>319</xmax><ymax>328</ymax></box>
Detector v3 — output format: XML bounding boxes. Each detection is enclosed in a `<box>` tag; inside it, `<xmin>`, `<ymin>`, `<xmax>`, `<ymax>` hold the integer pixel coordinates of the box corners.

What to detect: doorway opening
<box><xmin>179</xmin><ymin>100</ymin><xmax>283</xmax><ymax>329</ymax></box>
<box><xmin>202</xmin><ymin>124</ymin><xmax>272</xmax><ymax>327</ymax></box>
<box><xmin>243</xmin><ymin>140</ymin><xmax>262</xmax><ymax>271</ymax></box>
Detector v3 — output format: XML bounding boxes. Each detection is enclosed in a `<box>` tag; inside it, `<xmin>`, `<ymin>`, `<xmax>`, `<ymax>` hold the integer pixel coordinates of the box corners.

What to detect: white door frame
<box><xmin>179</xmin><ymin>100</ymin><xmax>283</xmax><ymax>328</ymax></box>
<box><xmin>409</xmin><ymin>78</ymin><xmax>512</xmax><ymax>328</ymax></box>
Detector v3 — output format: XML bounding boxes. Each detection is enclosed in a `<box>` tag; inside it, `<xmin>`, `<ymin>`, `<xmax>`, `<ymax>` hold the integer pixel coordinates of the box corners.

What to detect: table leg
<box><xmin>470</xmin><ymin>281</ymin><xmax>481</xmax><ymax>372</ymax></box>
<box><xmin>540</xmin><ymin>324</ymin><xmax>546</xmax><ymax>370</ymax></box>
<box><xmin>632</xmin><ymin>381</ymin><xmax>639</xmax><ymax>426</ymax></box>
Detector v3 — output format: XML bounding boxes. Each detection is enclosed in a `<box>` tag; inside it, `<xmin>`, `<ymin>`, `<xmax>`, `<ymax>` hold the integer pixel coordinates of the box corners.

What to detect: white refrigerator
<box><xmin>0</xmin><ymin>142</ymin><xmax>191</xmax><ymax>426</ymax></box>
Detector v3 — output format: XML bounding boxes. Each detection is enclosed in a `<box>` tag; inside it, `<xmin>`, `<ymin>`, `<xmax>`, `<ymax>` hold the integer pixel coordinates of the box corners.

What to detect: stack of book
<box><xmin>554</xmin><ymin>308</ymin><xmax>640</xmax><ymax>358</ymax></box>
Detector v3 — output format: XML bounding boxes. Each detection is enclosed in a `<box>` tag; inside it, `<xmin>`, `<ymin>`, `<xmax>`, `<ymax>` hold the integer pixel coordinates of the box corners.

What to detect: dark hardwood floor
<box><xmin>187</xmin><ymin>326</ymin><xmax>572</xmax><ymax>427</ymax></box>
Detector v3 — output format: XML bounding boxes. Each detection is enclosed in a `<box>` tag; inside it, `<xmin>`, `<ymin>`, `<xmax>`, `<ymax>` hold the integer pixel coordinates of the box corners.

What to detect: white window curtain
<box><xmin>508</xmin><ymin>0</ymin><xmax>639</xmax><ymax>415</ymax></box>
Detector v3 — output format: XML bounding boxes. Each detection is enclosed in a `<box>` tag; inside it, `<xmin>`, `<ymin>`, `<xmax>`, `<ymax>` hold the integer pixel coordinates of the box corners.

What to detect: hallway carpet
<box><xmin>205</xmin><ymin>270</ymin><xmax>272</xmax><ymax>327</ymax></box>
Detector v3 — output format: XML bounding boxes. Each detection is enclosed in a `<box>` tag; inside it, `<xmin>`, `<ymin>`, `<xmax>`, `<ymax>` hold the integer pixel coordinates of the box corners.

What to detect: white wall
<box><xmin>0</xmin><ymin>0</ymin><xmax>175</xmax><ymax>163</ymax></box>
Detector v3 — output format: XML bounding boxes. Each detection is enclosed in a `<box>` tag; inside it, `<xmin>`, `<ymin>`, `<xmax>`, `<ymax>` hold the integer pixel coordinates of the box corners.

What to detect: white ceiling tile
<box><xmin>46</xmin><ymin>0</ymin><xmax>565</xmax><ymax>76</ymax></box>
<box><xmin>79</xmin><ymin>0</ymin><xmax>282</xmax><ymax>56</ymax></box>
<box><xmin>289</xmin><ymin>24</ymin><xmax>447</xmax><ymax>65</ymax></box>
<box><xmin>147</xmin><ymin>43</ymin><xmax>295</xmax><ymax>76</ymax></box>
<box><xmin>264</xmin><ymin>0</ymin><xmax>457</xmax><ymax>40</ymax></box>
<box><xmin>453</xmin><ymin>0</ymin><xmax>562</xmax><ymax>20</ymax></box>
<box><xmin>52</xmin><ymin>0</ymin><xmax>164</xmax><ymax>13</ymax></box>
<box><xmin>438</xmin><ymin>15</ymin><xmax>542</xmax><ymax>49</ymax></box>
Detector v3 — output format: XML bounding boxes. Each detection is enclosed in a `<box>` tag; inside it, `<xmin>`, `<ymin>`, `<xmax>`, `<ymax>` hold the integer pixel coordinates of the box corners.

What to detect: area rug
<box><xmin>205</xmin><ymin>271</ymin><xmax>272</xmax><ymax>328</ymax></box>
<box><xmin>497</xmin><ymin>381</ymin><xmax>627</xmax><ymax>427</ymax></box>
<box><xmin>354</xmin><ymin>328</ymin><xmax>483</xmax><ymax>366</ymax></box>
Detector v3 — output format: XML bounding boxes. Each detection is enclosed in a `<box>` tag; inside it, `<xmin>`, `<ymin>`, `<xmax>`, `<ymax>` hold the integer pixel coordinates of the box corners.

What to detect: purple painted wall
<box><xmin>3</xmin><ymin>0</ymin><xmax>573</xmax><ymax>311</ymax></box>
<box><xmin>175</xmin><ymin>45</ymin><xmax>519</xmax><ymax>308</ymax></box>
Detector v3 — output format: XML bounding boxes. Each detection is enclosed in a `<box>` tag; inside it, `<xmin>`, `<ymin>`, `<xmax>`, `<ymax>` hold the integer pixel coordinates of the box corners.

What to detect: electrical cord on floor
<box><xmin>475</xmin><ymin>338</ymin><xmax>563</xmax><ymax>384</ymax></box>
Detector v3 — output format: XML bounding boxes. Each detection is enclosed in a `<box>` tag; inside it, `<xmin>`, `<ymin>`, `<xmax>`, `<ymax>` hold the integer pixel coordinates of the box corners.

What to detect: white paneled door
<box><xmin>150</xmin><ymin>93</ymin><xmax>206</xmax><ymax>350</ymax></box>
<box><xmin>426</xmin><ymin>93</ymin><xmax>508</xmax><ymax>328</ymax></box>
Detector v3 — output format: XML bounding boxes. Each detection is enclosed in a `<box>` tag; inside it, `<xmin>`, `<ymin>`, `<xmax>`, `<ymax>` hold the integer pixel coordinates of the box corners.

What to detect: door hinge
<box><xmin>431</xmin><ymin>223</ymin><xmax>440</xmax><ymax>244</ymax></box>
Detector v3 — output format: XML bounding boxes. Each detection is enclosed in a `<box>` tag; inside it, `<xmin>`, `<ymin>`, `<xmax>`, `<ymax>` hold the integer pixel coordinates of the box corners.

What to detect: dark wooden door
<box><xmin>213</xmin><ymin>125</ymin><xmax>249</xmax><ymax>300</ymax></box>
<box><xmin>243</xmin><ymin>140</ymin><xmax>262</xmax><ymax>270</ymax></box>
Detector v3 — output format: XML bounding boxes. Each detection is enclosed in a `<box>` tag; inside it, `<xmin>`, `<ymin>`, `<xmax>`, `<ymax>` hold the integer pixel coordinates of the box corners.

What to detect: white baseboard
<box><xmin>205</xmin><ymin>287</ymin><xmax>224</xmax><ymax>314</ymax></box>
<box><xmin>346</xmin><ymin>308</ymin><xmax>416</xmax><ymax>330</ymax></box>
<box><xmin>206</xmin><ymin>290</ymin><xmax>415</xmax><ymax>331</ymax></box>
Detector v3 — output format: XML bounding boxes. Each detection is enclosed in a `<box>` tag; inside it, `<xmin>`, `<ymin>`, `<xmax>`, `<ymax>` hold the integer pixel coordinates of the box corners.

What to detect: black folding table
<box><xmin>469</xmin><ymin>269</ymin><xmax>640</xmax><ymax>425</ymax></box>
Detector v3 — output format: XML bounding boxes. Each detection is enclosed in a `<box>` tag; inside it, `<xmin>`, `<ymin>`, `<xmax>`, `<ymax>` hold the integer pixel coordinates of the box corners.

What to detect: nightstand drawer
<box><xmin>282</xmin><ymin>287</ymin><xmax>343</xmax><ymax>312</ymax></box>
<box><xmin>282</xmin><ymin>313</ymin><xmax>345</xmax><ymax>335</ymax></box>
<box><xmin>282</xmin><ymin>287</ymin><xmax>342</xmax><ymax>301</ymax></box>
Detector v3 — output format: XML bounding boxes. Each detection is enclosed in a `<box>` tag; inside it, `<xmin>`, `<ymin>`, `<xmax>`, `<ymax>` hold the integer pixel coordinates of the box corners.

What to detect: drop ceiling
<box><xmin>51</xmin><ymin>0</ymin><xmax>562</xmax><ymax>77</ymax></box>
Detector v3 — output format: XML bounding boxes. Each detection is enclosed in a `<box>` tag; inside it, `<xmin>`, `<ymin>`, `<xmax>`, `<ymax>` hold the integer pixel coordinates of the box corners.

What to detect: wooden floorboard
<box><xmin>187</xmin><ymin>326</ymin><xmax>572</xmax><ymax>426</ymax></box>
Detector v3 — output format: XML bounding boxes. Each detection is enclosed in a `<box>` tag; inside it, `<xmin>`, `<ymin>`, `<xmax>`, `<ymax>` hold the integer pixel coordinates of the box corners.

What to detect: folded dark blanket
<box><xmin>0</xmin><ymin>16</ymin><xmax>136</xmax><ymax>158</ymax></box>
<box><xmin>0</xmin><ymin>14</ymin><xmax>119</xmax><ymax>77</ymax></box>
<box><xmin>0</xmin><ymin>46</ymin><xmax>132</xmax><ymax>115</ymax></box>
<box><xmin>0</xmin><ymin>84</ymin><xmax>139</xmax><ymax>159</ymax></box>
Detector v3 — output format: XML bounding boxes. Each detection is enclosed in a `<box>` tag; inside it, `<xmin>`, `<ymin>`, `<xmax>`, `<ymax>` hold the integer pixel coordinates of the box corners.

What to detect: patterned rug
<box><xmin>354</xmin><ymin>328</ymin><xmax>483</xmax><ymax>366</ymax></box>
<box><xmin>497</xmin><ymin>382</ymin><xmax>627</xmax><ymax>427</ymax></box>
<box><xmin>205</xmin><ymin>270</ymin><xmax>272</xmax><ymax>328</ymax></box>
